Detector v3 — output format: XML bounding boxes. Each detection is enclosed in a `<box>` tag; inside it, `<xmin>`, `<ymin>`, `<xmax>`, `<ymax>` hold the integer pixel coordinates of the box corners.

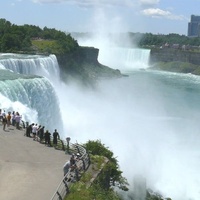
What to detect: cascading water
<box><xmin>99</xmin><ymin>47</ymin><xmax>150</xmax><ymax>71</ymax></box>
<box><xmin>0</xmin><ymin>54</ymin><xmax>62</xmax><ymax>132</ymax></box>
<box><xmin>0</xmin><ymin>53</ymin><xmax>60</xmax><ymax>81</ymax></box>
<box><xmin>1</xmin><ymin>49</ymin><xmax>200</xmax><ymax>200</ymax></box>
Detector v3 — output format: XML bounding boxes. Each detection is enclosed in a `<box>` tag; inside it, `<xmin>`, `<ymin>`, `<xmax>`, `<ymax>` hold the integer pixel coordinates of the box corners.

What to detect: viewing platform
<box><xmin>0</xmin><ymin>125</ymin><xmax>71</xmax><ymax>200</ymax></box>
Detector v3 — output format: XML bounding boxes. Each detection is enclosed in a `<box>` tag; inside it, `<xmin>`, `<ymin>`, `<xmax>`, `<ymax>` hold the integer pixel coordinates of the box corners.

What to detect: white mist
<box><xmin>56</xmin><ymin>45</ymin><xmax>200</xmax><ymax>200</ymax></box>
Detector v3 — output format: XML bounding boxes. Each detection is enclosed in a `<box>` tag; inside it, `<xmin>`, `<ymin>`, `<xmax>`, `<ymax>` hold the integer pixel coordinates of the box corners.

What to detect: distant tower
<box><xmin>188</xmin><ymin>15</ymin><xmax>200</xmax><ymax>37</ymax></box>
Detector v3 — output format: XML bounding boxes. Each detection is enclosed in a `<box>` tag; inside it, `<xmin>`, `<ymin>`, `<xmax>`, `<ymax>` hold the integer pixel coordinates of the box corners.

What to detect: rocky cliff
<box><xmin>56</xmin><ymin>46</ymin><xmax>122</xmax><ymax>85</ymax></box>
<box><xmin>150</xmin><ymin>48</ymin><xmax>200</xmax><ymax>65</ymax></box>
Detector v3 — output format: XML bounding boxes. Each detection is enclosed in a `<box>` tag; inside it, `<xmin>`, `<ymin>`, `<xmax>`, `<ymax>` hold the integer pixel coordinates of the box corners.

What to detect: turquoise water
<box><xmin>0</xmin><ymin>55</ymin><xmax>62</xmax><ymax>132</ymax></box>
<box><xmin>0</xmin><ymin>52</ymin><xmax>200</xmax><ymax>200</ymax></box>
<box><xmin>60</xmin><ymin>68</ymin><xmax>200</xmax><ymax>200</ymax></box>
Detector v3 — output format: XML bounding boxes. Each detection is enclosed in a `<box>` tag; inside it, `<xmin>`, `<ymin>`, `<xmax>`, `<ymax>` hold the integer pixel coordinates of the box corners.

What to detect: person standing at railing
<box><xmin>63</xmin><ymin>160</ymin><xmax>70</xmax><ymax>176</ymax></box>
<box><xmin>1</xmin><ymin>110</ymin><xmax>6</xmax><ymax>126</ymax></box>
<box><xmin>11</xmin><ymin>111</ymin><xmax>16</xmax><ymax>126</ymax></box>
<box><xmin>15</xmin><ymin>112</ymin><xmax>22</xmax><ymax>130</ymax></box>
<box><xmin>38</xmin><ymin>126</ymin><xmax>45</xmax><ymax>143</ymax></box>
<box><xmin>70</xmin><ymin>154</ymin><xmax>77</xmax><ymax>171</ymax></box>
<box><xmin>26</xmin><ymin>123</ymin><xmax>34</xmax><ymax>137</ymax></box>
<box><xmin>44</xmin><ymin>130</ymin><xmax>51</xmax><ymax>146</ymax></box>
<box><xmin>32</xmin><ymin>124</ymin><xmax>38</xmax><ymax>141</ymax></box>
<box><xmin>2</xmin><ymin>115</ymin><xmax>7</xmax><ymax>131</ymax></box>
<box><xmin>53</xmin><ymin>129</ymin><xmax>60</xmax><ymax>146</ymax></box>
<box><xmin>6</xmin><ymin>112</ymin><xmax>11</xmax><ymax>128</ymax></box>
<box><xmin>36</xmin><ymin>125</ymin><xmax>41</xmax><ymax>141</ymax></box>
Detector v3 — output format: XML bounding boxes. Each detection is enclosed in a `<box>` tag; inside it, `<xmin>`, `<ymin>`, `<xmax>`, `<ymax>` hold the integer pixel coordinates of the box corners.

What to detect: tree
<box><xmin>0</xmin><ymin>18</ymin><xmax>79</xmax><ymax>54</ymax></box>
<box><xmin>84</xmin><ymin>140</ymin><xmax>129</xmax><ymax>191</ymax></box>
<box><xmin>1</xmin><ymin>33</ymin><xmax>21</xmax><ymax>52</ymax></box>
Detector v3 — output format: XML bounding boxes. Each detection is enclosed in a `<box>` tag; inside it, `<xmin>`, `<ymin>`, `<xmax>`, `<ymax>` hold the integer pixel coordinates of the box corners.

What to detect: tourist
<box><xmin>44</xmin><ymin>130</ymin><xmax>51</xmax><ymax>146</ymax></box>
<box><xmin>39</xmin><ymin>126</ymin><xmax>45</xmax><ymax>143</ymax></box>
<box><xmin>69</xmin><ymin>154</ymin><xmax>77</xmax><ymax>171</ymax></box>
<box><xmin>32</xmin><ymin>124</ymin><xmax>38</xmax><ymax>140</ymax></box>
<box><xmin>15</xmin><ymin>112</ymin><xmax>21</xmax><ymax>130</ymax></box>
<box><xmin>2</xmin><ymin>115</ymin><xmax>7</xmax><ymax>131</ymax></box>
<box><xmin>26</xmin><ymin>123</ymin><xmax>34</xmax><ymax>137</ymax></box>
<box><xmin>63</xmin><ymin>160</ymin><xmax>70</xmax><ymax>176</ymax></box>
<box><xmin>11</xmin><ymin>111</ymin><xmax>16</xmax><ymax>126</ymax></box>
<box><xmin>6</xmin><ymin>112</ymin><xmax>11</xmax><ymax>128</ymax></box>
<box><xmin>53</xmin><ymin>129</ymin><xmax>60</xmax><ymax>146</ymax></box>
<box><xmin>36</xmin><ymin>125</ymin><xmax>41</xmax><ymax>141</ymax></box>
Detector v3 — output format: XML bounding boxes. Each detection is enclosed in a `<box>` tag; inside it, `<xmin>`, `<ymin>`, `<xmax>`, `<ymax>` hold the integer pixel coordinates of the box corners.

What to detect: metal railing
<box><xmin>21</xmin><ymin>121</ymin><xmax>90</xmax><ymax>200</ymax></box>
<box><xmin>50</xmin><ymin>142</ymin><xmax>90</xmax><ymax>200</ymax></box>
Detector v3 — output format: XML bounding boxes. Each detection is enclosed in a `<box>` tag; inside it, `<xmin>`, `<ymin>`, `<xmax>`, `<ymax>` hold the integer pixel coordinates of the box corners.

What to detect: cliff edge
<box><xmin>56</xmin><ymin>46</ymin><xmax>123</xmax><ymax>85</ymax></box>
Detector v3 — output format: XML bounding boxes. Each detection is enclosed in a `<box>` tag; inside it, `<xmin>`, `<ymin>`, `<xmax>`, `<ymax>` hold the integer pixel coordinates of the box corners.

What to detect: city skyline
<box><xmin>1</xmin><ymin>0</ymin><xmax>200</xmax><ymax>36</ymax></box>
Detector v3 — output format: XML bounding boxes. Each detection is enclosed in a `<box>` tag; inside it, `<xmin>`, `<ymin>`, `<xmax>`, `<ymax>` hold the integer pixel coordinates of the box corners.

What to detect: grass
<box><xmin>64</xmin><ymin>155</ymin><xmax>121</xmax><ymax>200</ymax></box>
<box><xmin>31</xmin><ymin>40</ymin><xmax>62</xmax><ymax>54</ymax></box>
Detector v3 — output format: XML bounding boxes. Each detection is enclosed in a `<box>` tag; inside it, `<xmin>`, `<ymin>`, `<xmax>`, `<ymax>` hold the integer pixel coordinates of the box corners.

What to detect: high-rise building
<box><xmin>188</xmin><ymin>15</ymin><xmax>200</xmax><ymax>37</ymax></box>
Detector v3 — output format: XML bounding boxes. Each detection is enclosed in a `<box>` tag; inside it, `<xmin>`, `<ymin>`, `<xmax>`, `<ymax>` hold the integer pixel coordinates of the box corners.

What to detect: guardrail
<box><xmin>50</xmin><ymin>141</ymin><xmax>90</xmax><ymax>200</ymax></box>
<box><xmin>20</xmin><ymin>121</ymin><xmax>90</xmax><ymax>200</ymax></box>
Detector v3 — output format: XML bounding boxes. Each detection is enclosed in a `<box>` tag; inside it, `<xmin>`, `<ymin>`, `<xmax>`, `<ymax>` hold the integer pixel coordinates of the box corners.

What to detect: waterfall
<box><xmin>0</xmin><ymin>53</ymin><xmax>60</xmax><ymax>80</ymax></box>
<box><xmin>0</xmin><ymin>54</ymin><xmax>62</xmax><ymax>133</ymax></box>
<box><xmin>98</xmin><ymin>47</ymin><xmax>150</xmax><ymax>71</ymax></box>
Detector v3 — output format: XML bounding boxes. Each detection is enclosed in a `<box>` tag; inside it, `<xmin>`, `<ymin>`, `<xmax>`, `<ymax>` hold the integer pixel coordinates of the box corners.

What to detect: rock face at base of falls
<box><xmin>56</xmin><ymin>46</ymin><xmax>123</xmax><ymax>85</ymax></box>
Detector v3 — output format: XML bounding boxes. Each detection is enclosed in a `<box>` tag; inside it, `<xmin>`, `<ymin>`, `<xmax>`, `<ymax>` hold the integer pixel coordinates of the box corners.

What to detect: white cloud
<box><xmin>142</xmin><ymin>8</ymin><xmax>186</xmax><ymax>20</ymax></box>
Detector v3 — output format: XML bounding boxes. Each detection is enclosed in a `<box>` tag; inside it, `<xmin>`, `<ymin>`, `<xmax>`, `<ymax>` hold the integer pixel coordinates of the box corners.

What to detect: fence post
<box><xmin>82</xmin><ymin>159</ymin><xmax>86</xmax><ymax>170</ymax></box>
<box><xmin>63</xmin><ymin>179</ymin><xmax>69</xmax><ymax>193</ymax></box>
<box><xmin>56</xmin><ymin>191</ymin><xmax>62</xmax><ymax>200</ymax></box>
<box><xmin>60</xmin><ymin>140</ymin><xmax>65</xmax><ymax>151</ymax></box>
<box><xmin>75</xmin><ymin>168</ymin><xmax>79</xmax><ymax>181</ymax></box>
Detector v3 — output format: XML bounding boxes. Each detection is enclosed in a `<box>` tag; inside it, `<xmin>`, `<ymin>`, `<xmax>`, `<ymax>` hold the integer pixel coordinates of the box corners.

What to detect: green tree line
<box><xmin>128</xmin><ymin>32</ymin><xmax>200</xmax><ymax>47</ymax></box>
<box><xmin>0</xmin><ymin>18</ymin><xmax>79</xmax><ymax>54</ymax></box>
<box><xmin>2</xmin><ymin>18</ymin><xmax>200</xmax><ymax>54</ymax></box>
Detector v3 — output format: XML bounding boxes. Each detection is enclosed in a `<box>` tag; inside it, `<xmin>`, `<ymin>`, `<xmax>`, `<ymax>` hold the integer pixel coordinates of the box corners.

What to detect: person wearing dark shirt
<box><xmin>53</xmin><ymin>129</ymin><xmax>60</xmax><ymax>146</ymax></box>
<box><xmin>44</xmin><ymin>130</ymin><xmax>51</xmax><ymax>146</ymax></box>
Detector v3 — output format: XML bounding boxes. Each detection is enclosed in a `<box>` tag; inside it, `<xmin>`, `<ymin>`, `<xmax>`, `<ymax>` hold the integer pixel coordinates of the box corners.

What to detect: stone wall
<box><xmin>149</xmin><ymin>48</ymin><xmax>200</xmax><ymax>66</ymax></box>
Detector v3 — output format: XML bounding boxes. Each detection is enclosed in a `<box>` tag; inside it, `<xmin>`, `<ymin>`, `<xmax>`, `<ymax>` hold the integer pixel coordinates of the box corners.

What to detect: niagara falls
<box><xmin>0</xmin><ymin>1</ymin><xmax>199</xmax><ymax>199</ymax></box>
<box><xmin>1</xmin><ymin>46</ymin><xmax>200</xmax><ymax>200</ymax></box>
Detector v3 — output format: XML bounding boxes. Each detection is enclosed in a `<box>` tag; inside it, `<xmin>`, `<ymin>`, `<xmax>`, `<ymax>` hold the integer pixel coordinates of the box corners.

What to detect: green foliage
<box><xmin>65</xmin><ymin>178</ymin><xmax>121</xmax><ymax>200</ymax></box>
<box><xmin>91</xmin><ymin>155</ymin><xmax>105</xmax><ymax>170</ymax></box>
<box><xmin>0</xmin><ymin>18</ymin><xmax>79</xmax><ymax>54</ymax></box>
<box><xmin>84</xmin><ymin>140</ymin><xmax>129</xmax><ymax>191</ymax></box>
<box><xmin>65</xmin><ymin>155</ymin><xmax>122</xmax><ymax>200</ymax></box>
<box><xmin>127</xmin><ymin>32</ymin><xmax>200</xmax><ymax>47</ymax></box>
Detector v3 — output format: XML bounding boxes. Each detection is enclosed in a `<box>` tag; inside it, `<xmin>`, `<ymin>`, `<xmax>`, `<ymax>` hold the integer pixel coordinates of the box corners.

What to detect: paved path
<box><xmin>0</xmin><ymin>125</ymin><xmax>70</xmax><ymax>200</ymax></box>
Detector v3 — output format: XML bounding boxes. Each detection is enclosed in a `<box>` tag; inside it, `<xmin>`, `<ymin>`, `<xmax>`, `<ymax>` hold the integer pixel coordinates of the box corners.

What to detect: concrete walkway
<box><xmin>0</xmin><ymin>125</ymin><xmax>70</xmax><ymax>200</ymax></box>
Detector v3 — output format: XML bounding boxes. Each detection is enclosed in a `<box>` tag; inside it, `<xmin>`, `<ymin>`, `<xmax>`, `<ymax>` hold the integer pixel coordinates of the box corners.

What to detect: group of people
<box><xmin>25</xmin><ymin>123</ymin><xmax>60</xmax><ymax>147</ymax></box>
<box><xmin>0</xmin><ymin>108</ymin><xmax>61</xmax><ymax>148</ymax></box>
<box><xmin>63</xmin><ymin>153</ymin><xmax>81</xmax><ymax>177</ymax></box>
<box><xmin>0</xmin><ymin>109</ymin><xmax>22</xmax><ymax>131</ymax></box>
<box><xmin>0</xmin><ymin>108</ymin><xmax>81</xmax><ymax>181</ymax></box>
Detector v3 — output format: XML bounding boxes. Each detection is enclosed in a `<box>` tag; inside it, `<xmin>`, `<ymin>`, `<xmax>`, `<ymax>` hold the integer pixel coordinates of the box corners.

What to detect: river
<box><xmin>0</xmin><ymin>48</ymin><xmax>200</xmax><ymax>200</ymax></box>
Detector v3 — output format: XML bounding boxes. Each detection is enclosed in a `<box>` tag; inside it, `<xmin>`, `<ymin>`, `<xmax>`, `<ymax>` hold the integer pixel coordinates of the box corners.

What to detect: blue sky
<box><xmin>1</xmin><ymin>0</ymin><xmax>200</xmax><ymax>35</ymax></box>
